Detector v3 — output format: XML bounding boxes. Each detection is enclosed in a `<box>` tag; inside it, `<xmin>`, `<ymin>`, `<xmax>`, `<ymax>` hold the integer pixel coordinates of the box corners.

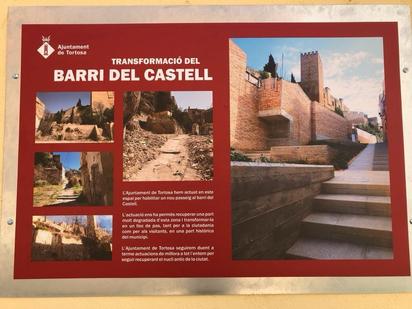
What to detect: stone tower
<box><xmin>300</xmin><ymin>51</ymin><xmax>324</xmax><ymax>105</ymax></box>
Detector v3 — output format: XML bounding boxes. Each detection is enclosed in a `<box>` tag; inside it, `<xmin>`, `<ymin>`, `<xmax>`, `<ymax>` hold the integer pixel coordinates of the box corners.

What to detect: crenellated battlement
<box><xmin>300</xmin><ymin>51</ymin><xmax>319</xmax><ymax>56</ymax></box>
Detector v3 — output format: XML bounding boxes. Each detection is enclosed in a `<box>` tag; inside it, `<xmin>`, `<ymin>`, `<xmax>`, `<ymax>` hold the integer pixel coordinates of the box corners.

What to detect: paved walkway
<box><xmin>130</xmin><ymin>134</ymin><xmax>199</xmax><ymax>181</ymax></box>
<box><xmin>336</xmin><ymin>142</ymin><xmax>390</xmax><ymax>184</ymax></box>
<box><xmin>348</xmin><ymin>143</ymin><xmax>376</xmax><ymax>170</ymax></box>
<box><xmin>348</xmin><ymin>142</ymin><xmax>389</xmax><ymax>171</ymax></box>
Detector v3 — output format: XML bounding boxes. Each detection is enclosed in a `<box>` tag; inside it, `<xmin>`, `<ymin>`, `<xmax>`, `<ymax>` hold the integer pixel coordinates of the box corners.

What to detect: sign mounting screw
<box><xmin>12</xmin><ymin>73</ymin><xmax>19</xmax><ymax>79</ymax></box>
<box><xmin>7</xmin><ymin>218</ymin><xmax>14</xmax><ymax>225</ymax></box>
<box><xmin>403</xmin><ymin>67</ymin><xmax>409</xmax><ymax>73</ymax></box>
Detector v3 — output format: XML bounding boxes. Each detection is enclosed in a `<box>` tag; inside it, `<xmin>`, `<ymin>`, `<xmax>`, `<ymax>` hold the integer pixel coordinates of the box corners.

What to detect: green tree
<box><xmin>335</xmin><ymin>106</ymin><xmax>344</xmax><ymax>117</ymax></box>
<box><xmin>259</xmin><ymin>70</ymin><xmax>271</xmax><ymax>80</ymax></box>
<box><xmin>172</xmin><ymin>106</ymin><xmax>192</xmax><ymax>133</ymax></box>
<box><xmin>263</xmin><ymin>54</ymin><xmax>278</xmax><ymax>78</ymax></box>
<box><xmin>358</xmin><ymin>124</ymin><xmax>384</xmax><ymax>141</ymax></box>
<box><xmin>54</xmin><ymin>109</ymin><xmax>63</xmax><ymax>123</ymax></box>
<box><xmin>155</xmin><ymin>92</ymin><xmax>174</xmax><ymax>112</ymax></box>
<box><xmin>34</xmin><ymin>152</ymin><xmax>52</xmax><ymax>166</ymax></box>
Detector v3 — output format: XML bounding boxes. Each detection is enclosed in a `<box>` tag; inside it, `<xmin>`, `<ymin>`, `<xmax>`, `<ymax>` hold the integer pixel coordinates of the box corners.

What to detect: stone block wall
<box><xmin>33</xmin><ymin>229</ymin><xmax>53</xmax><ymax>245</ymax></box>
<box><xmin>91</xmin><ymin>91</ymin><xmax>115</xmax><ymax>113</ymax></box>
<box><xmin>278</xmin><ymin>81</ymin><xmax>312</xmax><ymax>146</ymax></box>
<box><xmin>356</xmin><ymin>128</ymin><xmax>377</xmax><ymax>144</ymax></box>
<box><xmin>311</xmin><ymin>102</ymin><xmax>351</xmax><ymax>141</ymax></box>
<box><xmin>146</xmin><ymin>116</ymin><xmax>179</xmax><ymax>134</ymax></box>
<box><xmin>257</xmin><ymin>78</ymin><xmax>281</xmax><ymax>111</ymax></box>
<box><xmin>34</xmin><ymin>166</ymin><xmax>63</xmax><ymax>185</ymax></box>
<box><xmin>44</xmin><ymin>168</ymin><xmax>63</xmax><ymax>185</ymax></box>
<box><xmin>229</xmin><ymin>39</ymin><xmax>246</xmax><ymax>149</ymax></box>
<box><xmin>231</xmin><ymin>162</ymin><xmax>334</xmax><ymax>259</ymax></box>
<box><xmin>123</xmin><ymin>91</ymin><xmax>141</xmax><ymax>125</ymax></box>
<box><xmin>80</xmin><ymin>152</ymin><xmax>113</xmax><ymax>205</ymax></box>
<box><xmin>230</xmin><ymin>40</ymin><xmax>268</xmax><ymax>150</ymax></box>
<box><xmin>270</xmin><ymin>145</ymin><xmax>337</xmax><ymax>164</ymax></box>
<box><xmin>323</xmin><ymin>87</ymin><xmax>344</xmax><ymax>112</ymax></box>
<box><xmin>235</xmin><ymin>87</ymin><xmax>269</xmax><ymax>150</ymax></box>
<box><xmin>344</xmin><ymin>111</ymin><xmax>368</xmax><ymax>126</ymax></box>
<box><xmin>35</xmin><ymin>98</ymin><xmax>45</xmax><ymax>131</ymax></box>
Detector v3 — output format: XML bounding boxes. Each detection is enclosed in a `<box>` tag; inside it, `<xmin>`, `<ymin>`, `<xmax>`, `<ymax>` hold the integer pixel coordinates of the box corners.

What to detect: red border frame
<box><xmin>14</xmin><ymin>22</ymin><xmax>410</xmax><ymax>279</ymax></box>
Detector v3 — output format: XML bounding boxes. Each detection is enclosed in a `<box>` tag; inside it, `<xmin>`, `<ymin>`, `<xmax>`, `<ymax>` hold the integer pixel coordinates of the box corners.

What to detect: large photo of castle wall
<box><xmin>230</xmin><ymin>38</ymin><xmax>391</xmax><ymax>260</ymax></box>
<box><xmin>123</xmin><ymin>91</ymin><xmax>213</xmax><ymax>181</ymax></box>
<box><xmin>33</xmin><ymin>152</ymin><xmax>113</xmax><ymax>207</ymax></box>
<box><xmin>35</xmin><ymin>91</ymin><xmax>114</xmax><ymax>143</ymax></box>
<box><xmin>32</xmin><ymin>215</ymin><xmax>112</xmax><ymax>261</ymax></box>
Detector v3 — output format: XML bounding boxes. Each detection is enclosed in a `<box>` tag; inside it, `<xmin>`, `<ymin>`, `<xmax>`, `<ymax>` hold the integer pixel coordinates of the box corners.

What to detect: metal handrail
<box><xmin>245</xmin><ymin>71</ymin><xmax>262</xmax><ymax>88</ymax></box>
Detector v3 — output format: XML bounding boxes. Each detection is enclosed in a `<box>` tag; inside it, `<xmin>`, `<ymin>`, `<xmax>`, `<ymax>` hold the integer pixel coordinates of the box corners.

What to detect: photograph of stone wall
<box><xmin>32</xmin><ymin>216</ymin><xmax>112</xmax><ymax>261</ymax></box>
<box><xmin>33</xmin><ymin>152</ymin><xmax>113</xmax><ymax>207</ymax></box>
<box><xmin>35</xmin><ymin>91</ymin><xmax>114</xmax><ymax>143</ymax></box>
<box><xmin>230</xmin><ymin>37</ymin><xmax>391</xmax><ymax>260</ymax></box>
<box><xmin>123</xmin><ymin>91</ymin><xmax>213</xmax><ymax>181</ymax></box>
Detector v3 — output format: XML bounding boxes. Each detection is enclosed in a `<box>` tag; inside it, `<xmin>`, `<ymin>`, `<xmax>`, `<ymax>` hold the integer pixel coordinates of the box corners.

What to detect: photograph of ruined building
<box><xmin>35</xmin><ymin>91</ymin><xmax>114</xmax><ymax>142</ymax></box>
<box><xmin>123</xmin><ymin>91</ymin><xmax>213</xmax><ymax>181</ymax></box>
<box><xmin>33</xmin><ymin>152</ymin><xmax>113</xmax><ymax>207</ymax></box>
<box><xmin>32</xmin><ymin>215</ymin><xmax>112</xmax><ymax>261</ymax></box>
<box><xmin>230</xmin><ymin>38</ymin><xmax>391</xmax><ymax>260</ymax></box>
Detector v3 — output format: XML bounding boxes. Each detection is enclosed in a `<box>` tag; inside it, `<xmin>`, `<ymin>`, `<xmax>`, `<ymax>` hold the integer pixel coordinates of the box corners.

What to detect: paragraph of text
<box><xmin>121</xmin><ymin>212</ymin><xmax>215</xmax><ymax>240</ymax></box>
<box><xmin>122</xmin><ymin>190</ymin><xmax>214</xmax><ymax>206</ymax></box>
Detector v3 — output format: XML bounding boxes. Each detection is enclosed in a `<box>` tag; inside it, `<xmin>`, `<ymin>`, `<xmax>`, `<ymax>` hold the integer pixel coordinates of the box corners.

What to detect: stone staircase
<box><xmin>52</xmin><ymin>185</ymin><xmax>81</xmax><ymax>205</ymax></box>
<box><xmin>286</xmin><ymin>170</ymin><xmax>392</xmax><ymax>259</ymax></box>
<box><xmin>373</xmin><ymin>142</ymin><xmax>389</xmax><ymax>171</ymax></box>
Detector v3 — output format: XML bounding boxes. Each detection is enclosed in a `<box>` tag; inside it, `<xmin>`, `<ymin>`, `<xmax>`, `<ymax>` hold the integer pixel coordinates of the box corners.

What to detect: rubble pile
<box><xmin>95</xmin><ymin>227</ymin><xmax>112</xmax><ymax>243</ymax></box>
<box><xmin>123</xmin><ymin>124</ymin><xmax>167</xmax><ymax>180</ymax></box>
<box><xmin>186</xmin><ymin>135</ymin><xmax>213</xmax><ymax>180</ymax></box>
<box><xmin>32</xmin><ymin>218</ymin><xmax>112</xmax><ymax>261</ymax></box>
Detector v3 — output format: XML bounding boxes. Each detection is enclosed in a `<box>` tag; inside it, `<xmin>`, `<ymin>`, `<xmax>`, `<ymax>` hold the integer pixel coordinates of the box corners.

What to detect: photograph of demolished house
<box><xmin>35</xmin><ymin>91</ymin><xmax>114</xmax><ymax>143</ymax></box>
<box><xmin>32</xmin><ymin>215</ymin><xmax>112</xmax><ymax>261</ymax></box>
<box><xmin>33</xmin><ymin>152</ymin><xmax>113</xmax><ymax>207</ymax></box>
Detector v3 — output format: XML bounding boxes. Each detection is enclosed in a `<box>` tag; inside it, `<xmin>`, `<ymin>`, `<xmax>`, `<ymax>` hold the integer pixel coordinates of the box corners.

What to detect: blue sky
<box><xmin>44</xmin><ymin>216</ymin><xmax>113</xmax><ymax>234</ymax></box>
<box><xmin>171</xmin><ymin>91</ymin><xmax>212</xmax><ymax>110</ymax></box>
<box><xmin>54</xmin><ymin>152</ymin><xmax>81</xmax><ymax>170</ymax></box>
<box><xmin>37</xmin><ymin>92</ymin><xmax>91</xmax><ymax>113</ymax></box>
<box><xmin>233</xmin><ymin>38</ymin><xmax>384</xmax><ymax>118</ymax></box>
